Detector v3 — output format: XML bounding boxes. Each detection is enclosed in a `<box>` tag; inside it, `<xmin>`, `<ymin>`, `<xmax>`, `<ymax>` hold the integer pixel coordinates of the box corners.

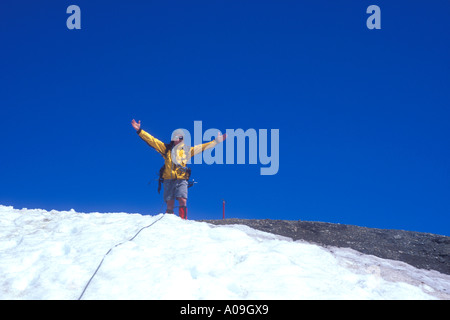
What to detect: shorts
<box><xmin>163</xmin><ymin>179</ymin><xmax>188</xmax><ymax>202</ymax></box>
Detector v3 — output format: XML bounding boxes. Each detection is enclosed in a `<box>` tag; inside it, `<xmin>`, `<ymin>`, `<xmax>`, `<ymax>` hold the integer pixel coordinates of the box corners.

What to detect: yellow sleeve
<box><xmin>190</xmin><ymin>140</ymin><xmax>218</xmax><ymax>157</ymax></box>
<box><xmin>137</xmin><ymin>129</ymin><xmax>166</xmax><ymax>156</ymax></box>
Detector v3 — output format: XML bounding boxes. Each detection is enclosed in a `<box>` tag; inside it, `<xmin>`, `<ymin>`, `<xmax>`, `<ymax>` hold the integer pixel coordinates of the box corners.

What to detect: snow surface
<box><xmin>1</xmin><ymin>205</ymin><xmax>449</xmax><ymax>300</ymax></box>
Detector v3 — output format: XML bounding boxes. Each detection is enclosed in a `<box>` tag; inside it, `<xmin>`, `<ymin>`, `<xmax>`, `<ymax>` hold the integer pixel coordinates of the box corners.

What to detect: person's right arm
<box><xmin>131</xmin><ymin>119</ymin><xmax>166</xmax><ymax>155</ymax></box>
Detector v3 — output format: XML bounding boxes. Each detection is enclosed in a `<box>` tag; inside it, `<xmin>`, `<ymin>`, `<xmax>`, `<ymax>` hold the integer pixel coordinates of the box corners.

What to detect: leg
<box><xmin>176</xmin><ymin>197</ymin><xmax>187</xmax><ymax>207</ymax></box>
<box><xmin>177</xmin><ymin>197</ymin><xmax>187</xmax><ymax>219</ymax></box>
<box><xmin>163</xmin><ymin>179</ymin><xmax>176</xmax><ymax>214</ymax></box>
<box><xmin>166</xmin><ymin>199</ymin><xmax>175</xmax><ymax>213</ymax></box>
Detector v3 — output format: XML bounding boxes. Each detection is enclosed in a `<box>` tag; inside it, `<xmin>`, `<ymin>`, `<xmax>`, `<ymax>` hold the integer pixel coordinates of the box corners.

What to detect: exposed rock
<box><xmin>200</xmin><ymin>218</ymin><xmax>450</xmax><ymax>275</ymax></box>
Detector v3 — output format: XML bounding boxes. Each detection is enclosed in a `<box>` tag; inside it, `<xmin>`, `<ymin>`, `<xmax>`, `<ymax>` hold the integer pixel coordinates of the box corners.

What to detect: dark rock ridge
<box><xmin>200</xmin><ymin>219</ymin><xmax>450</xmax><ymax>275</ymax></box>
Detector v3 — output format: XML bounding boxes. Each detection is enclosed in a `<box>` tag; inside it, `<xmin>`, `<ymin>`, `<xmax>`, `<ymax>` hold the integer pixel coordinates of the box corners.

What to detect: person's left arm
<box><xmin>190</xmin><ymin>132</ymin><xmax>226</xmax><ymax>157</ymax></box>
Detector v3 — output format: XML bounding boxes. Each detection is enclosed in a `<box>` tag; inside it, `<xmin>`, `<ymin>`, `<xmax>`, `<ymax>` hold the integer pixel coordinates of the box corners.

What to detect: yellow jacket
<box><xmin>137</xmin><ymin>129</ymin><xmax>218</xmax><ymax>180</ymax></box>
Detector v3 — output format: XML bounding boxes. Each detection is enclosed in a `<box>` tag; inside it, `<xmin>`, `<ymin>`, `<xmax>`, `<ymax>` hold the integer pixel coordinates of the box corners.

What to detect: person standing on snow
<box><xmin>131</xmin><ymin>119</ymin><xmax>226</xmax><ymax>219</ymax></box>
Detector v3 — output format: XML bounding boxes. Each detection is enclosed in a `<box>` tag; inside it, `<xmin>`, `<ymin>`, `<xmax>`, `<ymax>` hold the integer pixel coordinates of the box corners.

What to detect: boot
<box><xmin>165</xmin><ymin>209</ymin><xmax>174</xmax><ymax>214</ymax></box>
<box><xmin>179</xmin><ymin>206</ymin><xmax>187</xmax><ymax>220</ymax></box>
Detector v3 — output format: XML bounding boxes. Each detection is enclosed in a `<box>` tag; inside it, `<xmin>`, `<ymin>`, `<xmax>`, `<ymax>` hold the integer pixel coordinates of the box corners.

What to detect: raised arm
<box><xmin>131</xmin><ymin>119</ymin><xmax>166</xmax><ymax>155</ymax></box>
<box><xmin>190</xmin><ymin>132</ymin><xmax>226</xmax><ymax>157</ymax></box>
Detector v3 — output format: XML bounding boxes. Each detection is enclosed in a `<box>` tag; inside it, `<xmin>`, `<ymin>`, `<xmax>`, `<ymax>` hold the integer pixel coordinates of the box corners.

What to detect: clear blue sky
<box><xmin>1</xmin><ymin>1</ymin><xmax>449</xmax><ymax>235</ymax></box>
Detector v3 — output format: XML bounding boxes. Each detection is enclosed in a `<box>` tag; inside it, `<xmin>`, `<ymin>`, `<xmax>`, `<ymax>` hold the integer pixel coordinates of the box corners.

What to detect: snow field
<box><xmin>0</xmin><ymin>205</ymin><xmax>449</xmax><ymax>299</ymax></box>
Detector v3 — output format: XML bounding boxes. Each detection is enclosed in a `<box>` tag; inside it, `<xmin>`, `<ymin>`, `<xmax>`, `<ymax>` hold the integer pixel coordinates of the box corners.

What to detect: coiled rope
<box><xmin>77</xmin><ymin>214</ymin><xmax>165</xmax><ymax>300</ymax></box>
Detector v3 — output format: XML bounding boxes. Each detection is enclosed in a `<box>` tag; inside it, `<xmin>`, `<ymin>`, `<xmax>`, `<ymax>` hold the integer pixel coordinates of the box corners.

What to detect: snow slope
<box><xmin>0</xmin><ymin>205</ymin><xmax>449</xmax><ymax>300</ymax></box>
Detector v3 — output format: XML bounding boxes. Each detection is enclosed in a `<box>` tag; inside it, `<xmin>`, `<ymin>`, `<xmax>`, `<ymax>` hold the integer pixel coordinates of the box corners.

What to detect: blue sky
<box><xmin>1</xmin><ymin>1</ymin><xmax>449</xmax><ymax>235</ymax></box>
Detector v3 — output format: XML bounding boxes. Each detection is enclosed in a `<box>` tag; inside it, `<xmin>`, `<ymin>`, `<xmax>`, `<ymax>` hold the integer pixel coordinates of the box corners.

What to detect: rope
<box><xmin>77</xmin><ymin>214</ymin><xmax>165</xmax><ymax>300</ymax></box>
